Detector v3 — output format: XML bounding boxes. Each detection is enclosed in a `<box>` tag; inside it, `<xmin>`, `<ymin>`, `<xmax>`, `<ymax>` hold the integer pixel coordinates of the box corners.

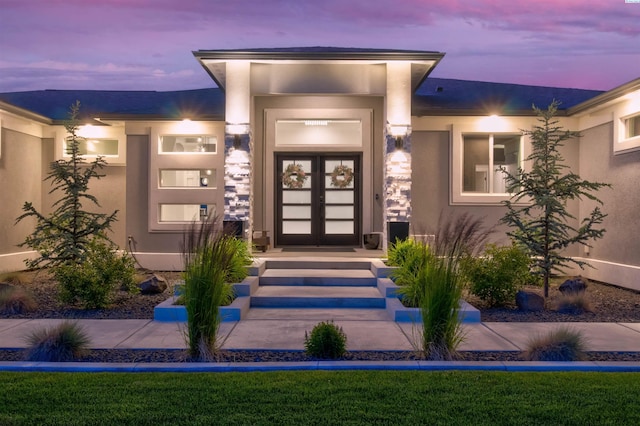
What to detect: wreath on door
<box><xmin>330</xmin><ymin>164</ymin><xmax>354</xmax><ymax>188</ymax></box>
<box><xmin>282</xmin><ymin>163</ymin><xmax>307</xmax><ymax>189</ymax></box>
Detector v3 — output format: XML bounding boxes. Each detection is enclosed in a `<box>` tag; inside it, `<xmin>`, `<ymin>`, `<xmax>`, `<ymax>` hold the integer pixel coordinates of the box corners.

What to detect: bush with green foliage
<box><xmin>389</xmin><ymin>239</ymin><xmax>429</xmax><ymax>307</ymax></box>
<box><xmin>56</xmin><ymin>238</ymin><xmax>137</xmax><ymax>309</ymax></box>
<box><xmin>304</xmin><ymin>321</ymin><xmax>347</xmax><ymax>359</ymax></box>
<box><xmin>223</xmin><ymin>233</ymin><xmax>253</xmax><ymax>284</ymax></box>
<box><xmin>523</xmin><ymin>327</ymin><xmax>587</xmax><ymax>361</ymax></box>
<box><xmin>461</xmin><ymin>243</ymin><xmax>534</xmax><ymax>307</ymax></box>
<box><xmin>25</xmin><ymin>321</ymin><xmax>91</xmax><ymax>362</ymax></box>
<box><xmin>182</xmin><ymin>216</ymin><xmax>247</xmax><ymax>361</ymax></box>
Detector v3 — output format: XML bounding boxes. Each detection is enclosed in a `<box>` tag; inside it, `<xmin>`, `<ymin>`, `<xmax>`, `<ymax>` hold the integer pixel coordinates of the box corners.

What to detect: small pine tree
<box><xmin>16</xmin><ymin>101</ymin><xmax>118</xmax><ymax>268</ymax></box>
<box><xmin>501</xmin><ymin>101</ymin><xmax>610</xmax><ymax>298</ymax></box>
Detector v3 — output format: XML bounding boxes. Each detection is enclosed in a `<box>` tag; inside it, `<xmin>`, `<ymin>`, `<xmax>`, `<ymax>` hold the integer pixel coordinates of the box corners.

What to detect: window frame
<box><xmin>148</xmin><ymin>122</ymin><xmax>224</xmax><ymax>232</ymax></box>
<box><xmin>613</xmin><ymin>110</ymin><xmax>640</xmax><ymax>155</ymax></box>
<box><xmin>451</xmin><ymin>125</ymin><xmax>527</xmax><ymax>205</ymax></box>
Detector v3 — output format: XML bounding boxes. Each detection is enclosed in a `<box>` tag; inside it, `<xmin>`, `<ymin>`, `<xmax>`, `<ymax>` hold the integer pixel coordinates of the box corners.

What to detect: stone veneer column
<box><xmin>384</xmin><ymin>133</ymin><xmax>412</xmax><ymax>223</ymax></box>
<box><xmin>223</xmin><ymin>133</ymin><xmax>251</xmax><ymax>238</ymax></box>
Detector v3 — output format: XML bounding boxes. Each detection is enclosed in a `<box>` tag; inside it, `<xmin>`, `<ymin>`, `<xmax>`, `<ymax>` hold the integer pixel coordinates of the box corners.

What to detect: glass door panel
<box><xmin>275</xmin><ymin>154</ymin><xmax>360</xmax><ymax>246</ymax></box>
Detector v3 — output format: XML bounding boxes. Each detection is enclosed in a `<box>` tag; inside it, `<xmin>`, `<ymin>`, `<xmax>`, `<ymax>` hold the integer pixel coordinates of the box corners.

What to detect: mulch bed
<box><xmin>2</xmin><ymin>271</ymin><xmax>640</xmax><ymax>363</ymax></box>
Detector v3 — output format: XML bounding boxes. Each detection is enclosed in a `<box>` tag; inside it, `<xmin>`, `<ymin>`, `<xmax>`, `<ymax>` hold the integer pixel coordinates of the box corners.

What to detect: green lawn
<box><xmin>1</xmin><ymin>371</ymin><xmax>638</xmax><ymax>425</ymax></box>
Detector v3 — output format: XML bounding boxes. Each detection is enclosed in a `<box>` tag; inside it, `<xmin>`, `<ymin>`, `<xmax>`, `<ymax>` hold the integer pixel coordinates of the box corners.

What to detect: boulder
<box><xmin>516</xmin><ymin>290</ymin><xmax>545</xmax><ymax>312</ymax></box>
<box><xmin>138</xmin><ymin>274</ymin><xmax>168</xmax><ymax>295</ymax></box>
<box><xmin>559</xmin><ymin>277</ymin><xmax>588</xmax><ymax>295</ymax></box>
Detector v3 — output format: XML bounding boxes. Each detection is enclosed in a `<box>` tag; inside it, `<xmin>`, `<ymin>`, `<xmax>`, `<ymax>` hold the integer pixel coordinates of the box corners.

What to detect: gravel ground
<box><xmin>2</xmin><ymin>271</ymin><xmax>640</xmax><ymax>363</ymax></box>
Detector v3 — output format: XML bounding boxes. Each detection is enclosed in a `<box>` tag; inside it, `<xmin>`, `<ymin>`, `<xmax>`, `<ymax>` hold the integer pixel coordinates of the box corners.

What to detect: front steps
<box><xmin>250</xmin><ymin>259</ymin><xmax>385</xmax><ymax>313</ymax></box>
<box><xmin>154</xmin><ymin>257</ymin><xmax>480</xmax><ymax>323</ymax></box>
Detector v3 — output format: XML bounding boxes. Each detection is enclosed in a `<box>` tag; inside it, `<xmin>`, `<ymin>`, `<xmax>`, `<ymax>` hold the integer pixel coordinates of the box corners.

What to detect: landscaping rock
<box><xmin>559</xmin><ymin>277</ymin><xmax>588</xmax><ymax>295</ymax></box>
<box><xmin>138</xmin><ymin>274</ymin><xmax>168</xmax><ymax>295</ymax></box>
<box><xmin>516</xmin><ymin>290</ymin><xmax>545</xmax><ymax>312</ymax></box>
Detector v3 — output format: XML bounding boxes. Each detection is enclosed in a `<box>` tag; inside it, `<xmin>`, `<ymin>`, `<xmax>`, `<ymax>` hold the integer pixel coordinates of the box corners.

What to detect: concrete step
<box><xmin>250</xmin><ymin>286</ymin><xmax>386</xmax><ymax>309</ymax></box>
<box><xmin>259</xmin><ymin>269</ymin><xmax>376</xmax><ymax>286</ymax></box>
<box><xmin>245</xmin><ymin>308</ymin><xmax>391</xmax><ymax>321</ymax></box>
<box><xmin>264</xmin><ymin>259</ymin><xmax>372</xmax><ymax>270</ymax></box>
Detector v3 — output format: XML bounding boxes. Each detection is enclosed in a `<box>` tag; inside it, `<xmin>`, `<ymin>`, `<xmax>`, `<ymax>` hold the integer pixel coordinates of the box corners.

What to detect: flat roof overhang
<box><xmin>193</xmin><ymin>47</ymin><xmax>445</xmax><ymax>93</ymax></box>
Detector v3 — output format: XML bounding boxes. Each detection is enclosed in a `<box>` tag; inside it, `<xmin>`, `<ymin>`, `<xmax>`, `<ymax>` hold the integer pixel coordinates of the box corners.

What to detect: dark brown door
<box><xmin>275</xmin><ymin>153</ymin><xmax>361</xmax><ymax>246</ymax></box>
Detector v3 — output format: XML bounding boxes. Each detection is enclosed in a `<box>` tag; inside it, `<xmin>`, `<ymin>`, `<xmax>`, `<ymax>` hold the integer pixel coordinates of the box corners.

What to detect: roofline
<box><xmin>568</xmin><ymin>77</ymin><xmax>640</xmax><ymax>116</ymax></box>
<box><xmin>0</xmin><ymin>100</ymin><xmax>52</xmax><ymax>124</ymax></box>
<box><xmin>412</xmin><ymin>108</ymin><xmax>568</xmax><ymax>118</ymax></box>
<box><xmin>193</xmin><ymin>49</ymin><xmax>445</xmax><ymax>62</ymax></box>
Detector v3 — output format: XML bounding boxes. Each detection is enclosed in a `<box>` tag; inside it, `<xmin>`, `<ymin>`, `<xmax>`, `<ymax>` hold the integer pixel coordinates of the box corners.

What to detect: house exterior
<box><xmin>1</xmin><ymin>48</ymin><xmax>639</xmax><ymax>290</ymax></box>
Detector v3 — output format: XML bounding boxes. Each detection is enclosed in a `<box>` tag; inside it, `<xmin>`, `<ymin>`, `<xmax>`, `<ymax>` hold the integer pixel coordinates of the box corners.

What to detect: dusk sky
<box><xmin>1</xmin><ymin>0</ymin><xmax>639</xmax><ymax>93</ymax></box>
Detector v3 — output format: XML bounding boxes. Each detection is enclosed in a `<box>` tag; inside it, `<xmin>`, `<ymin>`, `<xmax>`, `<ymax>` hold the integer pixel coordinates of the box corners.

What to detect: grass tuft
<box><xmin>555</xmin><ymin>292</ymin><xmax>594</xmax><ymax>314</ymax></box>
<box><xmin>0</xmin><ymin>285</ymin><xmax>37</xmax><ymax>314</ymax></box>
<box><xmin>0</xmin><ymin>271</ymin><xmax>31</xmax><ymax>285</ymax></box>
<box><xmin>523</xmin><ymin>327</ymin><xmax>587</xmax><ymax>361</ymax></box>
<box><xmin>24</xmin><ymin>321</ymin><xmax>91</xmax><ymax>362</ymax></box>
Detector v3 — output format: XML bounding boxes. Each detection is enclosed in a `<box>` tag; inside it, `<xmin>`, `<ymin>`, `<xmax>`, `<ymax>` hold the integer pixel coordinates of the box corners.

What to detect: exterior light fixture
<box><xmin>387</xmin><ymin>124</ymin><xmax>411</xmax><ymax>138</ymax></box>
<box><xmin>225</xmin><ymin>123</ymin><xmax>250</xmax><ymax>135</ymax></box>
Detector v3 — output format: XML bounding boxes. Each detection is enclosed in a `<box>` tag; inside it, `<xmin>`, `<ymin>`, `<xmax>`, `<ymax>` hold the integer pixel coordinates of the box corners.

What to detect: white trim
<box><xmin>131</xmin><ymin>252</ymin><xmax>184</xmax><ymax>271</ymax></box>
<box><xmin>567</xmin><ymin>257</ymin><xmax>640</xmax><ymax>292</ymax></box>
<box><xmin>613</xmin><ymin>110</ymin><xmax>640</xmax><ymax>155</ymax></box>
<box><xmin>451</xmin><ymin>124</ymin><xmax>528</xmax><ymax>205</ymax></box>
<box><xmin>0</xmin><ymin>251</ymin><xmax>38</xmax><ymax>272</ymax></box>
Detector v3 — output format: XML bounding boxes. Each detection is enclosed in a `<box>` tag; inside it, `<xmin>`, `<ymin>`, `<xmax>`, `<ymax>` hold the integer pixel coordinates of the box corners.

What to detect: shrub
<box><xmin>555</xmin><ymin>292</ymin><xmax>594</xmax><ymax>314</ymax></box>
<box><xmin>224</xmin><ymin>236</ymin><xmax>253</xmax><ymax>284</ymax></box>
<box><xmin>462</xmin><ymin>243</ymin><xmax>534</xmax><ymax>307</ymax></box>
<box><xmin>0</xmin><ymin>285</ymin><xmax>37</xmax><ymax>314</ymax></box>
<box><xmin>304</xmin><ymin>321</ymin><xmax>347</xmax><ymax>359</ymax></box>
<box><xmin>387</xmin><ymin>238</ymin><xmax>423</xmax><ymax>267</ymax></box>
<box><xmin>390</xmin><ymin>241</ymin><xmax>429</xmax><ymax>307</ymax></box>
<box><xmin>523</xmin><ymin>327</ymin><xmax>587</xmax><ymax>361</ymax></box>
<box><xmin>25</xmin><ymin>321</ymin><xmax>91</xmax><ymax>362</ymax></box>
<box><xmin>56</xmin><ymin>238</ymin><xmax>137</xmax><ymax>309</ymax></box>
<box><xmin>182</xmin><ymin>216</ymin><xmax>239</xmax><ymax>361</ymax></box>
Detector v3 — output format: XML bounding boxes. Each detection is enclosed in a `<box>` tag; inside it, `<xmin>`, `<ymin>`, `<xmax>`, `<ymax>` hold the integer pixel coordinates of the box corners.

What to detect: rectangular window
<box><xmin>159</xmin><ymin>169</ymin><xmax>216</xmax><ymax>188</ymax></box>
<box><xmin>626</xmin><ymin>114</ymin><xmax>640</xmax><ymax>139</ymax></box>
<box><xmin>275</xmin><ymin>120</ymin><xmax>362</xmax><ymax>147</ymax></box>
<box><xmin>462</xmin><ymin>134</ymin><xmax>520</xmax><ymax>195</ymax></box>
<box><xmin>64</xmin><ymin>138</ymin><xmax>119</xmax><ymax>156</ymax></box>
<box><xmin>159</xmin><ymin>204</ymin><xmax>216</xmax><ymax>222</ymax></box>
<box><xmin>159</xmin><ymin>135</ymin><xmax>217</xmax><ymax>153</ymax></box>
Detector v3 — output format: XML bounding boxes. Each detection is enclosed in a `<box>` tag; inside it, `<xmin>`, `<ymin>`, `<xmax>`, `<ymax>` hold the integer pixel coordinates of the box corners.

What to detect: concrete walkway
<box><xmin>2</xmin><ymin>316</ymin><xmax>640</xmax><ymax>353</ymax></box>
<box><xmin>3</xmin><ymin>316</ymin><xmax>640</xmax><ymax>372</ymax></box>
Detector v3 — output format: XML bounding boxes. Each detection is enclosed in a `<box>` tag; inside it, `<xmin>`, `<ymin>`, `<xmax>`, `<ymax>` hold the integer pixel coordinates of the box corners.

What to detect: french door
<box><xmin>276</xmin><ymin>153</ymin><xmax>361</xmax><ymax>246</ymax></box>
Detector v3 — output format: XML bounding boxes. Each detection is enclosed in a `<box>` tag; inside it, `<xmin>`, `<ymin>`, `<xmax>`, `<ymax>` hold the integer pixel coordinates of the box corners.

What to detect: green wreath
<box><xmin>330</xmin><ymin>164</ymin><xmax>354</xmax><ymax>188</ymax></box>
<box><xmin>282</xmin><ymin>163</ymin><xmax>307</xmax><ymax>189</ymax></box>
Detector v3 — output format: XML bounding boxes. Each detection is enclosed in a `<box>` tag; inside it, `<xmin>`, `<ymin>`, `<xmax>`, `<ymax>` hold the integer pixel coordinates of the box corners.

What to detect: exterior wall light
<box><xmin>225</xmin><ymin>123</ymin><xmax>250</xmax><ymax>136</ymax></box>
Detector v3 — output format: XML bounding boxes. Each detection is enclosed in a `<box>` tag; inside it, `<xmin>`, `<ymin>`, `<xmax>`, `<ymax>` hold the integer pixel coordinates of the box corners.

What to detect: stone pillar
<box><xmin>223</xmin><ymin>61</ymin><xmax>251</xmax><ymax>238</ymax></box>
<box><xmin>384</xmin><ymin>62</ymin><xmax>412</xmax><ymax>247</ymax></box>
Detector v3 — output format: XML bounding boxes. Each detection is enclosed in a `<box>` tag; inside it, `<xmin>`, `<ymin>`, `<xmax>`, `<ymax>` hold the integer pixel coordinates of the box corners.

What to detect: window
<box><xmin>463</xmin><ymin>134</ymin><xmax>520</xmax><ymax>194</ymax></box>
<box><xmin>159</xmin><ymin>204</ymin><xmax>216</xmax><ymax>222</ymax></box>
<box><xmin>625</xmin><ymin>114</ymin><xmax>640</xmax><ymax>139</ymax></box>
<box><xmin>64</xmin><ymin>138</ymin><xmax>119</xmax><ymax>156</ymax></box>
<box><xmin>159</xmin><ymin>169</ymin><xmax>216</xmax><ymax>188</ymax></box>
<box><xmin>613</xmin><ymin>94</ymin><xmax>640</xmax><ymax>155</ymax></box>
<box><xmin>159</xmin><ymin>135</ymin><xmax>217</xmax><ymax>153</ymax></box>
<box><xmin>451</xmin><ymin>124</ymin><xmax>525</xmax><ymax>205</ymax></box>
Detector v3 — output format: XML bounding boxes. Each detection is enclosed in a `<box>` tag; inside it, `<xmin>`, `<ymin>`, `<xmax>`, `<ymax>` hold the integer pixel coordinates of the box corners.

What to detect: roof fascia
<box><xmin>568</xmin><ymin>77</ymin><xmax>640</xmax><ymax>116</ymax></box>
